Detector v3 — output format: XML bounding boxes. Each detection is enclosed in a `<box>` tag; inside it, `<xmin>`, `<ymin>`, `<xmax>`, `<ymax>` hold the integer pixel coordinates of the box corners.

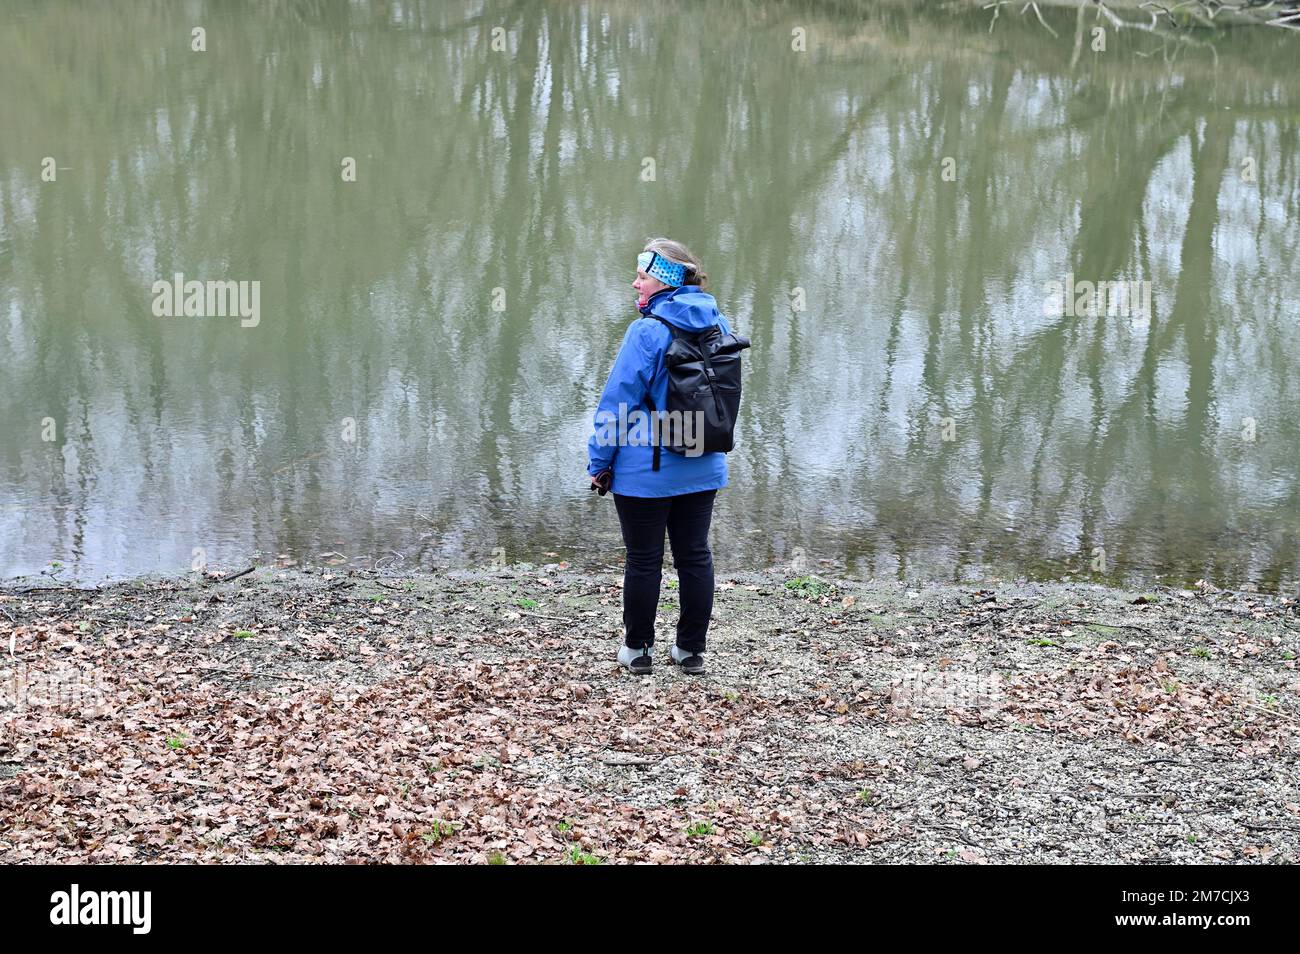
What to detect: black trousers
<box><xmin>612</xmin><ymin>488</ymin><xmax>718</xmax><ymax>654</ymax></box>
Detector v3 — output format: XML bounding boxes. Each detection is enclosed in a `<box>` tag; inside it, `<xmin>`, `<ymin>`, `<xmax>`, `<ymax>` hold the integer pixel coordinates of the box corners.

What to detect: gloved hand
<box><xmin>589</xmin><ymin>469</ymin><xmax>612</xmax><ymax>496</ymax></box>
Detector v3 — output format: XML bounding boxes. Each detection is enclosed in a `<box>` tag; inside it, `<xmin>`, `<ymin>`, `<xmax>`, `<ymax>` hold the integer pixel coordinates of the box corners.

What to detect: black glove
<box><xmin>589</xmin><ymin>469</ymin><xmax>612</xmax><ymax>496</ymax></box>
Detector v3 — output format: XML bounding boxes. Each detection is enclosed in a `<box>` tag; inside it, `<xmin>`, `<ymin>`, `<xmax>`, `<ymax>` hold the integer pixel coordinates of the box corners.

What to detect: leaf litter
<box><xmin>2</xmin><ymin>568</ymin><xmax>1298</xmax><ymax>863</ymax></box>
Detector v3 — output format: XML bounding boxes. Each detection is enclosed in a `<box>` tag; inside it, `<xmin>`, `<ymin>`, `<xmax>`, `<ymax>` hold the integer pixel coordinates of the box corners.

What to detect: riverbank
<box><xmin>3</xmin><ymin>566</ymin><xmax>1299</xmax><ymax>863</ymax></box>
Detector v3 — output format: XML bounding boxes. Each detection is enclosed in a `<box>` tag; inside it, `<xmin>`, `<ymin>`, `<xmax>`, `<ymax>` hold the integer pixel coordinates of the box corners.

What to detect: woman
<box><xmin>587</xmin><ymin>238</ymin><xmax>735</xmax><ymax>676</ymax></box>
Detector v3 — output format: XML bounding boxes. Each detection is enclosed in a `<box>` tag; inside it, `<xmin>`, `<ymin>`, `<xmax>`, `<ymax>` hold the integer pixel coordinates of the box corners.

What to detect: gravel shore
<box><xmin>3</xmin><ymin>566</ymin><xmax>1298</xmax><ymax>863</ymax></box>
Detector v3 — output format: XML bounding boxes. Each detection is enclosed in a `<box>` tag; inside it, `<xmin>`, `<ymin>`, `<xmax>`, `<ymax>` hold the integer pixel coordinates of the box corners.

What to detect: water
<box><xmin>2</xmin><ymin>0</ymin><xmax>1298</xmax><ymax>587</ymax></box>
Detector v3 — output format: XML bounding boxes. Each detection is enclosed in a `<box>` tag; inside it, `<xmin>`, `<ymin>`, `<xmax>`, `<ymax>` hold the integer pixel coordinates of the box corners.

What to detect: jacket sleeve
<box><xmin>588</xmin><ymin>320</ymin><xmax>657</xmax><ymax>477</ymax></box>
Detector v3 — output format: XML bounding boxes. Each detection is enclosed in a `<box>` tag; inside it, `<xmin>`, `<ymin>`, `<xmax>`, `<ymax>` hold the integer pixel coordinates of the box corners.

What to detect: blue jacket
<box><xmin>587</xmin><ymin>285</ymin><xmax>734</xmax><ymax>498</ymax></box>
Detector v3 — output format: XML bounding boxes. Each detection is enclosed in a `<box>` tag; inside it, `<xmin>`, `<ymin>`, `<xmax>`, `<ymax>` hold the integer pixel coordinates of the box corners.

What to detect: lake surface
<box><xmin>2</xmin><ymin>0</ymin><xmax>1298</xmax><ymax>588</ymax></box>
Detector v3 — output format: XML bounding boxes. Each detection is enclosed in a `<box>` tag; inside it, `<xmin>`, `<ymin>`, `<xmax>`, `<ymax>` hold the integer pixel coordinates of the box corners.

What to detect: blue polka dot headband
<box><xmin>637</xmin><ymin>250</ymin><xmax>689</xmax><ymax>287</ymax></box>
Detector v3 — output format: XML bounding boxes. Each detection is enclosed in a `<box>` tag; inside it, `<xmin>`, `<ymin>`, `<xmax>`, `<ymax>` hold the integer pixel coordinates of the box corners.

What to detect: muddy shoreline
<box><xmin>3</xmin><ymin>565</ymin><xmax>1299</xmax><ymax>863</ymax></box>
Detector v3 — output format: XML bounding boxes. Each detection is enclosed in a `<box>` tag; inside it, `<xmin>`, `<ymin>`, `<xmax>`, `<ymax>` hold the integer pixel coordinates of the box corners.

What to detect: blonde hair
<box><xmin>643</xmin><ymin>237</ymin><xmax>709</xmax><ymax>290</ymax></box>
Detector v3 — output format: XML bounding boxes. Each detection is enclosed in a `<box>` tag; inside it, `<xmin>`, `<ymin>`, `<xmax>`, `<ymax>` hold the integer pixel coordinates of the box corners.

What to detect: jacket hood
<box><xmin>639</xmin><ymin>284</ymin><xmax>723</xmax><ymax>331</ymax></box>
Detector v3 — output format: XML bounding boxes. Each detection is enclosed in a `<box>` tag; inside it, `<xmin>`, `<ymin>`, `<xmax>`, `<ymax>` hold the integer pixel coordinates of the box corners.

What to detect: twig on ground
<box><xmin>1242</xmin><ymin>821</ymin><xmax>1300</xmax><ymax>833</ymax></box>
<box><xmin>1240</xmin><ymin>700</ymin><xmax>1300</xmax><ymax>726</ymax></box>
<box><xmin>1065</xmin><ymin>618</ymin><xmax>1153</xmax><ymax>634</ymax></box>
<box><xmin>598</xmin><ymin>752</ymin><xmax>659</xmax><ymax>767</ymax></box>
<box><xmin>18</xmin><ymin>585</ymin><xmax>101</xmax><ymax>594</ymax></box>
<box><xmin>914</xmin><ymin>821</ymin><xmax>986</xmax><ymax>848</ymax></box>
<box><xmin>197</xmin><ymin>664</ymin><xmax>309</xmax><ymax>682</ymax></box>
<box><xmin>215</xmin><ymin>566</ymin><xmax>257</xmax><ymax>584</ymax></box>
<box><xmin>518</xmin><ymin>610</ymin><xmax>578</xmax><ymax>624</ymax></box>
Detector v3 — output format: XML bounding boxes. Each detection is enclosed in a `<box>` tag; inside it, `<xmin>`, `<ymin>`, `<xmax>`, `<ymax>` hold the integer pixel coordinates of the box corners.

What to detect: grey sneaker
<box><xmin>617</xmin><ymin>644</ymin><xmax>653</xmax><ymax>675</ymax></box>
<box><xmin>669</xmin><ymin>644</ymin><xmax>705</xmax><ymax>675</ymax></box>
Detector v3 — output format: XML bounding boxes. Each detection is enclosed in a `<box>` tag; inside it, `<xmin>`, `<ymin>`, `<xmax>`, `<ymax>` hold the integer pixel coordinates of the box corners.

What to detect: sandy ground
<box><xmin>2</xmin><ymin>565</ymin><xmax>1299</xmax><ymax>863</ymax></box>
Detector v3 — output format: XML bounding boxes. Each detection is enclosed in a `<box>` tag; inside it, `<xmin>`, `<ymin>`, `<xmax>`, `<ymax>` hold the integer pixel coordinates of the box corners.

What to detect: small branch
<box><xmin>17</xmin><ymin>585</ymin><xmax>101</xmax><ymax>594</ymax></box>
<box><xmin>598</xmin><ymin>752</ymin><xmax>659</xmax><ymax>767</ymax></box>
<box><xmin>914</xmin><ymin>821</ymin><xmax>987</xmax><ymax>848</ymax></box>
<box><xmin>197</xmin><ymin>664</ymin><xmax>309</xmax><ymax>682</ymax></box>
<box><xmin>1063</xmin><ymin>618</ymin><xmax>1152</xmax><ymax>634</ymax></box>
<box><xmin>1240</xmin><ymin>701</ymin><xmax>1300</xmax><ymax>726</ymax></box>
<box><xmin>215</xmin><ymin>566</ymin><xmax>257</xmax><ymax>584</ymax></box>
<box><xmin>983</xmin><ymin>0</ymin><xmax>1012</xmax><ymax>32</ymax></box>
<box><xmin>1242</xmin><ymin>821</ymin><xmax>1300</xmax><ymax>834</ymax></box>
<box><xmin>518</xmin><ymin>610</ymin><xmax>577</xmax><ymax>624</ymax></box>
<box><xmin>1026</xmin><ymin>1</ymin><xmax>1061</xmax><ymax>36</ymax></box>
<box><xmin>1098</xmin><ymin>1</ymin><xmax>1130</xmax><ymax>28</ymax></box>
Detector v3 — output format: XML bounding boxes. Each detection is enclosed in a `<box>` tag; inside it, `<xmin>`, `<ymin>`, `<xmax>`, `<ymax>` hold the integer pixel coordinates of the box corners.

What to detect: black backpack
<box><xmin>644</xmin><ymin>315</ymin><xmax>751</xmax><ymax>471</ymax></box>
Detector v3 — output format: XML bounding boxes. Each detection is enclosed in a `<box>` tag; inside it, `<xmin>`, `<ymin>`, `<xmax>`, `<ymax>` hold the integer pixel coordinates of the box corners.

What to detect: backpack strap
<box><xmin>642</xmin><ymin>316</ymin><xmax>712</xmax><ymax>472</ymax></box>
<box><xmin>643</xmin><ymin>317</ymin><xmax>678</xmax><ymax>473</ymax></box>
<box><xmin>643</xmin><ymin>393</ymin><xmax>662</xmax><ymax>471</ymax></box>
<box><xmin>649</xmin><ymin>314</ymin><xmax>678</xmax><ymax>337</ymax></box>
<box><xmin>650</xmin><ymin>314</ymin><xmax>711</xmax><ymax>341</ymax></box>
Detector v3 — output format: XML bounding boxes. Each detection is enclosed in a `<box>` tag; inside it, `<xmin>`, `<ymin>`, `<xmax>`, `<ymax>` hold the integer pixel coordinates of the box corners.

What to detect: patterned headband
<box><xmin>637</xmin><ymin>250</ymin><xmax>689</xmax><ymax>287</ymax></box>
